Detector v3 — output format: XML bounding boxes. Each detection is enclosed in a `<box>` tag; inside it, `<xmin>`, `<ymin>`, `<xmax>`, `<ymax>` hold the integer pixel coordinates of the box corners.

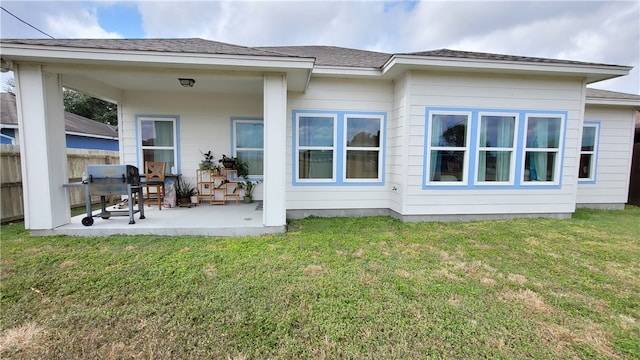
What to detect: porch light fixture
<box><xmin>178</xmin><ymin>78</ymin><xmax>195</xmax><ymax>87</ymax></box>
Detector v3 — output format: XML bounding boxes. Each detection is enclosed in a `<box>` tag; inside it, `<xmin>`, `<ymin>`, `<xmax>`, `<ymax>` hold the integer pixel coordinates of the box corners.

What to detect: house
<box><xmin>1</xmin><ymin>92</ymin><xmax>118</xmax><ymax>150</ymax></box>
<box><xmin>0</xmin><ymin>38</ymin><xmax>638</xmax><ymax>236</ymax></box>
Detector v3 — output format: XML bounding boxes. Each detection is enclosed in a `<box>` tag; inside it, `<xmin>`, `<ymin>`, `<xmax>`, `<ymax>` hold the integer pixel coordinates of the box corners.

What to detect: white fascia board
<box><xmin>312</xmin><ymin>66</ymin><xmax>382</xmax><ymax>77</ymax></box>
<box><xmin>65</xmin><ymin>131</ymin><xmax>118</xmax><ymax>140</ymax></box>
<box><xmin>585</xmin><ymin>98</ymin><xmax>640</xmax><ymax>107</ymax></box>
<box><xmin>1</xmin><ymin>44</ymin><xmax>315</xmax><ymax>71</ymax></box>
<box><xmin>383</xmin><ymin>55</ymin><xmax>632</xmax><ymax>82</ymax></box>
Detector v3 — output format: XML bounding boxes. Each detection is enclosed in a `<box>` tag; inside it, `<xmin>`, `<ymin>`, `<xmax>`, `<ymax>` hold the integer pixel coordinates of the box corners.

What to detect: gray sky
<box><xmin>1</xmin><ymin>0</ymin><xmax>639</xmax><ymax>94</ymax></box>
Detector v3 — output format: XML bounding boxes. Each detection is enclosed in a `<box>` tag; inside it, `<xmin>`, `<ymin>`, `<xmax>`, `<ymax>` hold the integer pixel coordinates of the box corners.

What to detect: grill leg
<box><xmin>138</xmin><ymin>187</ymin><xmax>145</xmax><ymax>219</ymax></box>
<box><xmin>82</xmin><ymin>184</ymin><xmax>93</xmax><ymax>226</ymax></box>
<box><xmin>84</xmin><ymin>185</ymin><xmax>92</xmax><ymax>219</ymax></box>
<box><xmin>127</xmin><ymin>185</ymin><xmax>135</xmax><ymax>224</ymax></box>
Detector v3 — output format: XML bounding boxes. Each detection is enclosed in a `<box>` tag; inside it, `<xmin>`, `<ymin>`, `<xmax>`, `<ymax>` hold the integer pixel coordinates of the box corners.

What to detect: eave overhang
<box><xmin>585</xmin><ymin>97</ymin><xmax>640</xmax><ymax>107</ymax></box>
<box><xmin>382</xmin><ymin>55</ymin><xmax>632</xmax><ymax>84</ymax></box>
<box><xmin>0</xmin><ymin>43</ymin><xmax>315</xmax><ymax>91</ymax></box>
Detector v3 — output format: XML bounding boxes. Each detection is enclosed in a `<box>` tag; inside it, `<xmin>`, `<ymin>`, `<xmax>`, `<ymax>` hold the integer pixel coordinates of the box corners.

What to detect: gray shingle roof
<box><xmin>586</xmin><ymin>88</ymin><xmax>640</xmax><ymax>101</ymax></box>
<box><xmin>0</xmin><ymin>92</ymin><xmax>117</xmax><ymax>138</ymax></box>
<box><xmin>255</xmin><ymin>45</ymin><xmax>392</xmax><ymax>68</ymax></box>
<box><xmin>0</xmin><ymin>38</ymin><xmax>294</xmax><ymax>58</ymax></box>
<box><xmin>3</xmin><ymin>38</ymin><xmax>628</xmax><ymax>70</ymax></box>
<box><xmin>403</xmin><ymin>49</ymin><xmax>619</xmax><ymax>68</ymax></box>
<box><xmin>1</xmin><ymin>92</ymin><xmax>18</xmax><ymax>126</ymax></box>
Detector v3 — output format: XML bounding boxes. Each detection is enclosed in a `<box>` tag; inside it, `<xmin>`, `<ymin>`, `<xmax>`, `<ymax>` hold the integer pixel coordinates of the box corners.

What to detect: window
<box><xmin>523</xmin><ymin>115</ymin><xmax>564</xmax><ymax>184</ymax></box>
<box><xmin>426</xmin><ymin>112</ymin><xmax>470</xmax><ymax>184</ymax></box>
<box><xmin>579</xmin><ymin>122</ymin><xmax>599</xmax><ymax>182</ymax></box>
<box><xmin>233</xmin><ymin>118</ymin><xmax>263</xmax><ymax>176</ymax></box>
<box><xmin>424</xmin><ymin>107</ymin><xmax>566</xmax><ymax>189</ymax></box>
<box><xmin>476</xmin><ymin>114</ymin><xmax>517</xmax><ymax>184</ymax></box>
<box><xmin>293</xmin><ymin>111</ymin><xmax>386</xmax><ymax>185</ymax></box>
<box><xmin>138</xmin><ymin>116</ymin><xmax>178</xmax><ymax>173</ymax></box>
<box><xmin>344</xmin><ymin>116</ymin><xmax>382</xmax><ymax>181</ymax></box>
<box><xmin>296</xmin><ymin>114</ymin><xmax>336</xmax><ymax>181</ymax></box>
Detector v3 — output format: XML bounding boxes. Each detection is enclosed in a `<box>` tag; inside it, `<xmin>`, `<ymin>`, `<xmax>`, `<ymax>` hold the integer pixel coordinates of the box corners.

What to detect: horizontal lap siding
<box><xmin>389</xmin><ymin>74</ymin><xmax>409</xmax><ymax>213</ymax></box>
<box><xmin>577</xmin><ymin>105</ymin><xmax>635</xmax><ymax>205</ymax></box>
<box><xmin>121</xmin><ymin>91</ymin><xmax>263</xmax><ymax>196</ymax></box>
<box><xmin>405</xmin><ymin>71</ymin><xmax>583</xmax><ymax>215</ymax></box>
<box><xmin>287</xmin><ymin>78</ymin><xmax>393</xmax><ymax>210</ymax></box>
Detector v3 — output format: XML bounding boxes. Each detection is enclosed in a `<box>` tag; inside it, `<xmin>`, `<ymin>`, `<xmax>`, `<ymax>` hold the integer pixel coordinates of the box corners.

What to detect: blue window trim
<box><xmin>230</xmin><ymin>116</ymin><xmax>264</xmax><ymax>180</ymax></box>
<box><xmin>578</xmin><ymin>121</ymin><xmax>600</xmax><ymax>184</ymax></box>
<box><xmin>292</xmin><ymin>110</ymin><xmax>387</xmax><ymax>186</ymax></box>
<box><xmin>423</xmin><ymin>107</ymin><xmax>567</xmax><ymax>190</ymax></box>
<box><xmin>135</xmin><ymin>114</ymin><xmax>181</xmax><ymax>174</ymax></box>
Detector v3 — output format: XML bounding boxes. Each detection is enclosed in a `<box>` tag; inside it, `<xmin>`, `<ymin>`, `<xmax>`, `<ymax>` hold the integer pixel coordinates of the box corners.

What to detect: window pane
<box><xmin>478</xmin><ymin>151</ymin><xmax>512</xmax><ymax>182</ymax></box>
<box><xmin>299</xmin><ymin>150</ymin><xmax>333</xmax><ymax>179</ymax></box>
<box><xmin>524</xmin><ymin>152</ymin><xmax>557</xmax><ymax>181</ymax></box>
<box><xmin>346</xmin><ymin>150</ymin><xmax>379</xmax><ymax>179</ymax></box>
<box><xmin>480</xmin><ymin>116</ymin><xmax>515</xmax><ymax>148</ymax></box>
<box><xmin>236</xmin><ymin>122</ymin><xmax>264</xmax><ymax>148</ymax></box>
<box><xmin>299</xmin><ymin>117</ymin><xmax>334</xmax><ymax>147</ymax></box>
<box><xmin>429</xmin><ymin>150</ymin><xmax>465</xmax><ymax>181</ymax></box>
<box><xmin>526</xmin><ymin>117</ymin><xmax>561</xmax><ymax>148</ymax></box>
<box><xmin>141</xmin><ymin>120</ymin><xmax>174</xmax><ymax>147</ymax></box>
<box><xmin>347</xmin><ymin>118</ymin><xmax>380</xmax><ymax>147</ymax></box>
<box><xmin>431</xmin><ymin>115</ymin><xmax>467</xmax><ymax>147</ymax></box>
<box><xmin>143</xmin><ymin>149</ymin><xmax>174</xmax><ymax>174</ymax></box>
<box><xmin>581</xmin><ymin>127</ymin><xmax>596</xmax><ymax>151</ymax></box>
<box><xmin>579</xmin><ymin>154</ymin><xmax>592</xmax><ymax>179</ymax></box>
<box><xmin>237</xmin><ymin>150</ymin><xmax>263</xmax><ymax>176</ymax></box>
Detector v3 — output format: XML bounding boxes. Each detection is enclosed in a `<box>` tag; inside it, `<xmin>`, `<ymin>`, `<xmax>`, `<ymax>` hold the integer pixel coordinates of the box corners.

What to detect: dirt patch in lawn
<box><xmin>0</xmin><ymin>323</ymin><xmax>44</xmax><ymax>355</ymax></box>
<box><xmin>502</xmin><ymin>289</ymin><xmax>553</xmax><ymax>314</ymax></box>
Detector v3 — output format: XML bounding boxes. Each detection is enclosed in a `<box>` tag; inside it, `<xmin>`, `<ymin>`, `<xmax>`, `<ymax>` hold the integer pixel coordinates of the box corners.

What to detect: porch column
<box><xmin>263</xmin><ymin>74</ymin><xmax>287</xmax><ymax>227</ymax></box>
<box><xmin>15</xmin><ymin>64</ymin><xmax>70</xmax><ymax>229</ymax></box>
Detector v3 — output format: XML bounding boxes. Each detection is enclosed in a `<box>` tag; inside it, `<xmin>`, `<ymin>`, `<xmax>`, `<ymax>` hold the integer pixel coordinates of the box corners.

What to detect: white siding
<box><xmin>287</xmin><ymin>77</ymin><xmax>393</xmax><ymax>210</ymax></box>
<box><xmin>404</xmin><ymin>71</ymin><xmax>584</xmax><ymax>216</ymax></box>
<box><xmin>577</xmin><ymin>104</ymin><xmax>636</xmax><ymax>205</ymax></box>
<box><xmin>120</xmin><ymin>90</ymin><xmax>264</xmax><ymax>197</ymax></box>
<box><xmin>388</xmin><ymin>72</ymin><xmax>410</xmax><ymax>214</ymax></box>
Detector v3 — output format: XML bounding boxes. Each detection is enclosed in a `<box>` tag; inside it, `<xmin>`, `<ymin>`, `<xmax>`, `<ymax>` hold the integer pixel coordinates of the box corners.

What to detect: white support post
<box><xmin>15</xmin><ymin>64</ymin><xmax>70</xmax><ymax>229</ymax></box>
<box><xmin>262</xmin><ymin>74</ymin><xmax>287</xmax><ymax>227</ymax></box>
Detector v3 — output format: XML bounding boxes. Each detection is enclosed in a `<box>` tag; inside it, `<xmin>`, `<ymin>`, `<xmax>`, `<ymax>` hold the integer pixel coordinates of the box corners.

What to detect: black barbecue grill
<box><xmin>80</xmin><ymin>164</ymin><xmax>145</xmax><ymax>226</ymax></box>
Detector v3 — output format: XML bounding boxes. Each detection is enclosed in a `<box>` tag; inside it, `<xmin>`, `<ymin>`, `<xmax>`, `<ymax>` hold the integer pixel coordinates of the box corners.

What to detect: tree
<box><xmin>3</xmin><ymin>76</ymin><xmax>15</xmax><ymax>94</ymax></box>
<box><xmin>63</xmin><ymin>89</ymin><xmax>117</xmax><ymax>126</ymax></box>
<box><xmin>2</xmin><ymin>78</ymin><xmax>117</xmax><ymax>126</ymax></box>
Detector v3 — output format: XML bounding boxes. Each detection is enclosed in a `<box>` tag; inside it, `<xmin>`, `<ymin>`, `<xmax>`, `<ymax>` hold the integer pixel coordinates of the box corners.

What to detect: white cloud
<box><xmin>1</xmin><ymin>0</ymin><xmax>638</xmax><ymax>93</ymax></box>
<box><xmin>44</xmin><ymin>7</ymin><xmax>122</xmax><ymax>39</ymax></box>
<box><xmin>1</xmin><ymin>1</ymin><xmax>123</xmax><ymax>39</ymax></box>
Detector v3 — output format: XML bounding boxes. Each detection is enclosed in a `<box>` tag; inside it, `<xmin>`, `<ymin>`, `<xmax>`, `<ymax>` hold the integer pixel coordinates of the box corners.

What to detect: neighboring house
<box><xmin>1</xmin><ymin>92</ymin><xmax>118</xmax><ymax>150</ymax></box>
<box><xmin>0</xmin><ymin>38</ymin><xmax>638</xmax><ymax>234</ymax></box>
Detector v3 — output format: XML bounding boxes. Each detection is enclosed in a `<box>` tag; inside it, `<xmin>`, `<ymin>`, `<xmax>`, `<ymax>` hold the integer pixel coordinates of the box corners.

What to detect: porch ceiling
<box><xmin>59</xmin><ymin>65</ymin><xmax>266</xmax><ymax>94</ymax></box>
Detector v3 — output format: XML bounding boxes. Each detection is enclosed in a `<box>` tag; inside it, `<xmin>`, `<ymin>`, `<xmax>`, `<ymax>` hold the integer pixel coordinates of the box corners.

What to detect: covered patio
<box><xmin>0</xmin><ymin>39</ymin><xmax>311</xmax><ymax>235</ymax></box>
<box><xmin>33</xmin><ymin>201</ymin><xmax>284</xmax><ymax>237</ymax></box>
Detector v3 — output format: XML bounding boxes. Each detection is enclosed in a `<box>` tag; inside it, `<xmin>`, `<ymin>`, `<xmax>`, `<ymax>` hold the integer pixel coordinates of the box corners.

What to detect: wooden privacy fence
<box><xmin>0</xmin><ymin>145</ymin><xmax>119</xmax><ymax>223</ymax></box>
<box><xmin>629</xmin><ymin>143</ymin><xmax>640</xmax><ymax>206</ymax></box>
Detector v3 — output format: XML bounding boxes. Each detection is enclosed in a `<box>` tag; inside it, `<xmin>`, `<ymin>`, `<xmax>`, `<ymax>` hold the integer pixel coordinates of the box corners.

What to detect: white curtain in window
<box><xmin>533</xmin><ymin>119</ymin><xmax>549</xmax><ymax>181</ymax></box>
<box><xmin>429</xmin><ymin>117</ymin><xmax>443</xmax><ymax>181</ymax></box>
<box><xmin>495</xmin><ymin>118</ymin><xmax>514</xmax><ymax>181</ymax></box>
<box><xmin>298</xmin><ymin>116</ymin><xmax>334</xmax><ymax>179</ymax></box>
<box><xmin>478</xmin><ymin>116</ymin><xmax>514</xmax><ymax>182</ymax></box>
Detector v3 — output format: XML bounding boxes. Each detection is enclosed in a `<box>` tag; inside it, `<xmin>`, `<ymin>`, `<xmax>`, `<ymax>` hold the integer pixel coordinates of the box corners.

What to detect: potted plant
<box><xmin>175</xmin><ymin>177</ymin><xmax>197</xmax><ymax>207</ymax></box>
<box><xmin>237</xmin><ymin>178</ymin><xmax>262</xmax><ymax>203</ymax></box>
<box><xmin>219</xmin><ymin>154</ymin><xmax>235</xmax><ymax>169</ymax></box>
<box><xmin>199</xmin><ymin>150</ymin><xmax>215</xmax><ymax>170</ymax></box>
<box><xmin>211</xmin><ymin>164</ymin><xmax>223</xmax><ymax>175</ymax></box>
<box><xmin>219</xmin><ymin>155</ymin><xmax>250</xmax><ymax>177</ymax></box>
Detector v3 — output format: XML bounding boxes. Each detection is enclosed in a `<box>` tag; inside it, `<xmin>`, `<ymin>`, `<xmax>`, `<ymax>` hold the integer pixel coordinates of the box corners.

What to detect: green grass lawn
<box><xmin>1</xmin><ymin>207</ymin><xmax>639</xmax><ymax>359</ymax></box>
